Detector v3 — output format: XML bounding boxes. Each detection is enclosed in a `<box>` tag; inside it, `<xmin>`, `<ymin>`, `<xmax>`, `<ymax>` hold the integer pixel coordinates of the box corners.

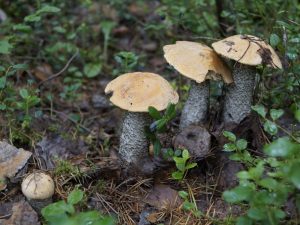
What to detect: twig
<box><xmin>38</xmin><ymin>50</ymin><xmax>79</xmax><ymax>88</ymax></box>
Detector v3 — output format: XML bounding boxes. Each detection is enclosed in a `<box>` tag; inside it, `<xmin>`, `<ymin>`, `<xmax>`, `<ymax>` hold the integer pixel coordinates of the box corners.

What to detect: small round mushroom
<box><xmin>212</xmin><ymin>35</ymin><xmax>282</xmax><ymax>125</ymax></box>
<box><xmin>105</xmin><ymin>72</ymin><xmax>178</xmax><ymax>170</ymax></box>
<box><xmin>21</xmin><ymin>172</ymin><xmax>55</xmax><ymax>213</ymax></box>
<box><xmin>163</xmin><ymin>41</ymin><xmax>232</xmax><ymax>129</ymax></box>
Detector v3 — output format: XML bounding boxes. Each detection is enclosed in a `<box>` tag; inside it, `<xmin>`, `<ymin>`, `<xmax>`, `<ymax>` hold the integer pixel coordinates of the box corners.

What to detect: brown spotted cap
<box><xmin>212</xmin><ymin>34</ymin><xmax>282</xmax><ymax>69</ymax></box>
<box><xmin>163</xmin><ymin>41</ymin><xmax>233</xmax><ymax>83</ymax></box>
<box><xmin>105</xmin><ymin>72</ymin><xmax>179</xmax><ymax>112</ymax></box>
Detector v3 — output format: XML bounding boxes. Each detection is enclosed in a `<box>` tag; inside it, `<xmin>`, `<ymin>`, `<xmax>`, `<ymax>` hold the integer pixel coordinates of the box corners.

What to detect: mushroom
<box><xmin>163</xmin><ymin>41</ymin><xmax>232</xmax><ymax>130</ymax></box>
<box><xmin>212</xmin><ymin>35</ymin><xmax>282</xmax><ymax>125</ymax></box>
<box><xmin>105</xmin><ymin>72</ymin><xmax>178</xmax><ymax>170</ymax></box>
<box><xmin>21</xmin><ymin>172</ymin><xmax>55</xmax><ymax>213</ymax></box>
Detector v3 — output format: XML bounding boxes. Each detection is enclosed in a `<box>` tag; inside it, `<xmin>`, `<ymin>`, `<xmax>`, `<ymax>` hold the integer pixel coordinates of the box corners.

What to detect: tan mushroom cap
<box><xmin>105</xmin><ymin>72</ymin><xmax>179</xmax><ymax>112</ymax></box>
<box><xmin>163</xmin><ymin>41</ymin><xmax>233</xmax><ymax>84</ymax></box>
<box><xmin>21</xmin><ymin>172</ymin><xmax>55</xmax><ymax>200</ymax></box>
<box><xmin>212</xmin><ymin>34</ymin><xmax>282</xmax><ymax>69</ymax></box>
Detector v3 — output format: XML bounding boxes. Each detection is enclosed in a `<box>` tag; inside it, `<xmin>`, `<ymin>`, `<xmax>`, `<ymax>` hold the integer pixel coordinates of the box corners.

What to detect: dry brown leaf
<box><xmin>144</xmin><ymin>184</ymin><xmax>182</xmax><ymax>210</ymax></box>
<box><xmin>0</xmin><ymin>141</ymin><xmax>32</xmax><ymax>191</ymax></box>
<box><xmin>2</xmin><ymin>201</ymin><xmax>40</xmax><ymax>225</ymax></box>
<box><xmin>32</xmin><ymin>63</ymin><xmax>53</xmax><ymax>81</ymax></box>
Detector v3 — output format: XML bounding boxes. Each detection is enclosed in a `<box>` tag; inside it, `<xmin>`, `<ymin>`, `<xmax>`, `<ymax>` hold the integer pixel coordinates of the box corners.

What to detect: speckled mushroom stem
<box><xmin>119</xmin><ymin>112</ymin><xmax>151</xmax><ymax>167</ymax></box>
<box><xmin>222</xmin><ymin>63</ymin><xmax>256</xmax><ymax>125</ymax></box>
<box><xmin>180</xmin><ymin>80</ymin><xmax>210</xmax><ymax>130</ymax></box>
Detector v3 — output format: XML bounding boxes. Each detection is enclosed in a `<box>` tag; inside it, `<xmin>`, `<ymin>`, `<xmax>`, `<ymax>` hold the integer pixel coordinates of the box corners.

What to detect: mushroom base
<box><xmin>180</xmin><ymin>80</ymin><xmax>209</xmax><ymax>130</ymax></box>
<box><xmin>119</xmin><ymin>112</ymin><xmax>151</xmax><ymax>168</ymax></box>
<box><xmin>222</xmin><ymin>64</ymin><xmax>256</xmax><ymax>125</ymax></box>
<box><xmin>27</xmin><ymin>197</ymin><xmax>52</xmax><ymax>213</ymax></box>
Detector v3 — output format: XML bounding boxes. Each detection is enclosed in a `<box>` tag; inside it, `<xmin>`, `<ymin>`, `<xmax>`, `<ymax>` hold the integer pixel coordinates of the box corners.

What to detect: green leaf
<box><xmin>248</xmin><ymin>161</ymin><xmax>265</xmax><ymax>180</ymax></box>
<box><xmin>19</xmin><ymin>89</ymin><xmax>29</xmax><ymax>99</ymax></box>
<box><xmin>37</xmin><ymin>5</ymin><xmax>61</xmax><ymax>14</ymax></box>
<box><xmin>100</xmin><ymin>21</ymin><xmax>116</xmax><ymax>39</ymax></box>
<box><xmin>84</xmin><ymin>63</ymin><xmax>102</xmax><ymax>78</ymax></box>
<box><xmin>182</xmin><ymin>149</ymin><xmax>190</xmax><ymax>159</ymax></box>
<box><xmin>289</xmin><ymin>162</ymin><xmax>300</xmax><ymax>189</ymax></box>
<box><xmin>236</xmin><ymin>216</ymin><xmax>253</xmax><ymax>225</ymax></box>
<box><xmin>223</xmin><ymin>186</ymin><xmax>253</xmax><ymax>203</ymax></box>
<box><xmin>295</xmin><ymin>109</ymin><xmax>300</xmax><ymax>122</ymax></box>
<box><xmin>236</xmin><ymin>139</ymin><xmax>248</xmax><ymax>150</ymax></box>
<box><xmin>156</xmin><ymin>119</ymin><xmax>167</xmax><ymax>131</ymax></box>
<box><xmin>164</xmin><ymin>103</ymin><xmax>176</xmax><ymax>120</ymax></box>
<box><xmin>0</xmin><ymin>77</ymin><xmax>6</xmax><ymax>89</ymax></box>
<box><xmin>13</xmin><ymin>64</ymin><xmax>28</xmax><ymax>70</ymax></box>
<box><xmin>0</xmin><ymin>39</ymin><xmax>13</xmax><ymax>54</ymax></box>
<box><xmin>67</xmin><ymin>189</ymin><xmax>84</xmax><ymax>205</ymax></box>
<box><xmin>270</xmin><ymin>33</ymin><xmax>280</xmax><ymax>47</ymax></box>
<box><xmin>270</xmin><ymin>109</ymin><xmax>284</xmax><ymax>121</ymax></box>
<box><xmin>185</xmin><ymin>162</ymin><xmax>197</xmax><ymax>170</ymax></box>
<box><xmin>273</xmin><ymin>208</ymin><xmax>286</xmax><ymax>219</ymax></box>
<box><xmin>172</xmin><ymin>171</ymin><xmax>184</xmax><ymax>180</ymax></box>
<box><xmin>223</xmin><ymin>143</ymin><xmax>237</xmax><ymax>152</ymax></box>
<box><xmin>263</xmin><ymin>120</ymin><xmax>278</xmax><ymax>135</ymax></box>
<box><xmin>173</xmin><ymin>157</ymin><xmax>186</xmax><ymax>172</ymax></box>
<box><xmin>183</xmin><ymin>201</ymin><xmax>195</xmax><ymax>211</ymax></box>
<box><xmin>13</xmin><ymin>24</ymin><xmax>32</xmax><ymax>32</ymax></box>
<box><xmin>153</xmin><ymin>139</ymin><xmax>162</xmax><ymax>156</ymax></box>
<box><xmin>41</xmin><ymin>201</ymin><xmax>74</xmax><ymax>220</ymax></box>
<box><xmin>0</xmin><ymin>104</ymin><xmax>6</xmax><ymax>110</ymax></box>
<box><xmin>178</xmin><ymin>190</ymin><xmax>188</xmax><ymax>199</ymax></box>
<box><xmin>264</xmin><ymin>137</ymin><xmax>299</xmax><ymax>157</ymax></box>
<box><xmin>75</xmin><ymin>211</ymin><xmax>115</xmax><ymax>225</ymax></box>
<box><xmin>237</xmin><ymin>171</ymin><xmax>251</xmax><ymax>180</ymax></box>
<box><xmin>223</xmin><ymin>131</ymin><xmax>236</xmax><ymax>142</ymax></box>
<box><xmin>251</xmin><ymin>104</ymin><xmax>267</xmax><ymax>118</ymax></box>
<box><xmin>247</xmin><ymin>207</ymin><xmax>265</xmax><ymax>220</ymax></box>
<box><xmin>148</xmin><ymin>106</ymin><xmax>161</xmax><ymax>120</ymax></box>
<box><xmin>253</xmin><ymin>190</ymin><xmax>274</xmax><ymax>205</ymax></box>
<box><xmin>259</xmin><ymin>178</ymin><xmax>278</xmax><ymax>190</ymax></box>
<box><xmin>24</xmin><ymin>14</ymin><xmax>41</xmax><ymax>22</ymax></box>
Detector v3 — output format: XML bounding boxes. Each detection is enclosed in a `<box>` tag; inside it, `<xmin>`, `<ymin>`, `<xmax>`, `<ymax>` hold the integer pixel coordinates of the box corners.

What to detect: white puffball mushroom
<box><xmin>21</xmin><ymin>172</ymin><xmax>55</xmax><ymax>213</ymax></box>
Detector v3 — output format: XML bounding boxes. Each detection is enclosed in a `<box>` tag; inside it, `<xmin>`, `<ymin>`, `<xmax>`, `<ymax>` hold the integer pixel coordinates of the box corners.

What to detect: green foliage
<box><xmin>223</xmin><ymin>131</ymin><xmax>252</xmax><ymax>164</ymax></box>
<box><xmin>54</xmin><ymin>159</ymin><xmax>81</xmax><ymax>176</ymax></box>
<box><xmin>178</xmin><ymin>190</ymin><xmax>202</xmax><ymax>218</ymax></box>
<box><xmin>222</xmin><ymin>131</ymin><xmax>300</xmax><ymax>225</ymax></box>
<box><xmin>252</xmin><ymin>104</ymin><xmax>285</xmax><ymax>136</ymax></box>
<box><xmin>112</xmin><ymin>51</ymin><xmax>139</xmax><ymax>76</ymax></box>
<box><xmin>172</xmin><ymin>149</ymin><xmax>197</xmax><ymax>181</ymax></box>
<box><xmin>42</xmin><ymin>189</ymin><xmax>115</xmax><ymax>225</ymax></box>
<box><xmin>146</xmin><ymin>103</ymin><xmax>177</xmax><ymax>155</ymax></box>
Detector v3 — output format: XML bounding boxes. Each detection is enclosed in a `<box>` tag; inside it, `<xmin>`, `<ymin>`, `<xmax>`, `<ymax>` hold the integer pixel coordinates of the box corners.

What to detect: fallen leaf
<box><xmin>35</xmin><ymin>135</ymin><xmax>88</xmax><ymax>170</ymax></box>
<box><xmin>144</xmin><ymin>184</ymin><xmax>182</xmax><ymax>210</ymax></box>
<box><xmin>2</xmin><ymin>201</ymin><xmax>40</xmax><ymax>225</ymax></box>
<box><xmin>32</xmin><ymin>63</ymin><xmax>53</xmax><ymax>81</ymax></box>
<box><xmin>0</xmin><ymin>141</ymin><xmax>32</xmax><ymax>190</ymax></box>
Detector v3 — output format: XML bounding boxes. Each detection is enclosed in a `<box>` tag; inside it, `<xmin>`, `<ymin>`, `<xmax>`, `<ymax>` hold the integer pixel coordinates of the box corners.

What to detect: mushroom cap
<box><xmin>21</xmin><ymin>172</ymin><xmax>55</xmax><ymax>200</ymax></box>
<box><xmin>163</xmin><ymin>41</ymin><xmax>233</xmax><ymax>84</ymax></box>
<box><xmin>105</xmin><ymin>72</ymin><xmax>179</xmax><ymax>112</ymax></box>
<box><xmin>212</xmin><ymin>34</ymin><xmax>282</xmax><ymax>69</ymax></box>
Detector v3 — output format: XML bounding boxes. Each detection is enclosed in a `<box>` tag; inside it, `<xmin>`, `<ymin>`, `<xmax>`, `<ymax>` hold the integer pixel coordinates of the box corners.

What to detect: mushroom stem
<box><xmin>180</xmin><ymin>80</ymin><xmax>209</xmax><ymax>130</ymax></box>
<box><xmin>119</xmin><ymin>112</ymin><xmax>151</xmax><ymax>167</ymax></box>
<box><xmin>222</xmin><ymin>63</ymin><xmax>256</xmax><ymax>125</ymax></box>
